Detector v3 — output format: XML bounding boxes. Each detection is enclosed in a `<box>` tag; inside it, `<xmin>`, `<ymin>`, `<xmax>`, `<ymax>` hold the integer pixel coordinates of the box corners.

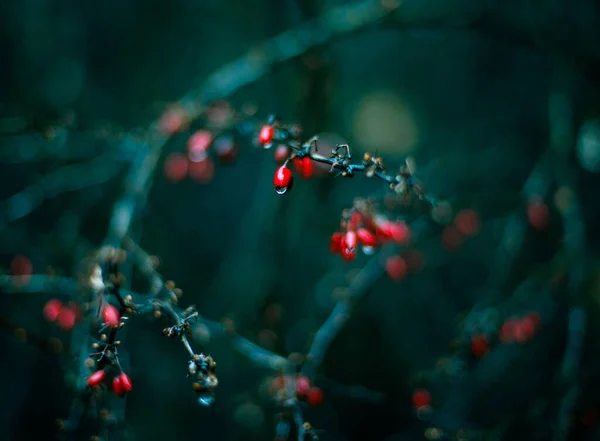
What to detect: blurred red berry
<box><xmin>274</xmin><ymin>166</ymin><xmax>294</xmax><ymax>194</ymax></box>
<box><xmin>10</xmin><ymin>255</ymin><xmax>32</xmax><ymax>285</ymax></box>
<box><xmin>499</xmin><ymin>318</ymin><xmax>520</xmax><ymax>343</ymax></box>
<box><xmin>330</xmin><ymin>232</ymin><xmax>343</xmax><ymax>254</ymax></box>
<box><xmin>119</xmin><ymin>372</ymin><xmax>133</xmax><ymax>392</ymax></box>
<box><xmin>348</xmin><ymin>212</ymin><xmax>362</xmax><ymax>230</ymax></box>
<box><xmin>112</xmin><ymin>376</ymin><xmax>126</xmax><ymax>397</ymax></box>
<box><xmin>295</xmin><ymin>376</ymin><xmax>311</xmax><ymax>398</ymax></box>
<box><xmin>306</xmin><ymin>387</ymin><xmax>323</xmax><ymax>407</ymax></box>
<box><xmin>158</xmin><ymin>106</ymin><xmax>186</xmax><ymax>136</ymax></box>
<box><xmin>102</xmin><ymin>304</ymin><xmax>121</xmax><ymax>329</ymax></box>
<box><xmin>259</xmin><ymin>125</ymin><xmax>274</xmax><ymax>145</ymax></box>
<box><xmin>356</xmin><ymin>228</ymin><xmax>377</xmax><ymax>247</ymax></box>
<box><xmin>470</xmin><ymin>334</ymin><xmax>490</xmax><ymax>359</ymax></box>
<box><xmin>442</xmin><ymin>225</ymin><xmax>464</xmax><ymax>251</ymax></box>
<box><xmin>454</xmin><ymin>209</ymin><xmax>481</xmax><ymax>236</ymax></box>
<box><xmin>187</xmin><ymin>130</ymin><xmax>213</xmax><ymax>162</ymax></box>
<box><xmin>340</xmin><ymin>247</ymin><xmax>356</xmax><ymax>262</ymax></box>
<box><xmin>57</xmin><ymin>306</ymin><xmax>77</xmax><ymax>331</ymax></box>
<box><xmin>377</xmin><ymin>221</ymin><xmax>410</xmax><ymax>244</ymax></box>
<box><xmin>385</xmin><ymin>256</ymin><xmax>407</xmax><ymax>281</ymax></box>
<box><xmin>274</xmin><ymin>145</ymin><xmax>289</xmax><ymax>163</ymax></box>
<box><xmin>411</xmin><ymin>389</ymin><xmax>431</xmax><ymax>409</ymax></box>
<box><xmin>527</xmin><ymin>197</ymin><xmax>549</xmax><ymax>230</ymax></box>
<box><xmin>87</xmin><ymin>370</ymin><xmax>106</xmax><ymax>387</ymax></box>
<box><xmin>43</xmin><ymin>299</ymin><xmax>62</xmax><ymax>322</ymax></box>
<box><xmin>214</xmin><ymin>136</ymin><xmax>237</xmax><ymax>164</ymax></box>
<box><xmin>189</xmin><ymin>157</ymin><xmax>216</xmax><ymax>183</ymax></box>
<box><xmin>342</xmin><ymin>231</ymin><xmax>357</xmax><ymax>252</ymax></box>
<box><xmin>164</xmin><ymin>153</ymin><xmax>189</xmax><ymax>183</ymax></box>
<box><xmin>293</xmin><ymin>156</ymin><xmax>314</xmax><ymax>179</ymax></box>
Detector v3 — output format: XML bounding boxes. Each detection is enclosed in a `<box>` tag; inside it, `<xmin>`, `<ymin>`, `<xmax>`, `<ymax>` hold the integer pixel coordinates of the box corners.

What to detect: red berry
<box><xmin>356</xmin><ymin>228</ymin><xmax>376</xmax><ymax>247</ymax></box>
<box><xmin>454</xmin><ymin>209</ymin><xmax>481</xmax><ymax>236</ymax></box>
<box><xmin>101</xmin><ymin>304</ymin><xmax>120</xmax><ymax>329</ymax></box>
<box><xmin>158</xmin><ymin>106</ymin><xmax>186</xmax><ymax>136</ymax></box>
<box><xmin>119</xmin><ymin>372</ymin><xmax>133</xmax><ymax>392</ymax></box>
<box><xmin>57</xmin><ymin>306</ymin><xmax>77</xmax><ymax>331</ymax></box>
<box><xmin>342</xmin><ymin>231</ymin><xmax>357</xmax><ymax>252</ymax></box>
<box><xmin>274</xmin><ymin>145</ymin><xmax>289</xmax><ymax>163</ymax></box>
<box><xmin>385</xmin><ymin>256</ymin><xmax>407</xmax><ymax>281</ymax></box>
<box><xmin>470</xmin><ymin>334</ymin><xmax>490</xmax><ymax>359</ymax></box>
<box><xmin>442</xmin><ymin>225</ymin><xmax>464</xmax><ymax>251</ymax></box>
<box><xmin>274</xmin><ymin>166</ymin><xmax>294</xmax><ymax>194</ymax></box>
<box><xmin>43</xmin><ymin>299</ymin><xmax>62</xmax><ymax>322</ymax></box>
<box><xmin>329</xmin><ymin>232</ymin><xmax>343</xmax><ymax>255</ymax></box>
<box><xmin>189</xmin><ymin>157</ymin><xmax>215</xmax><ymax>183</ymax></box>
<box><xmin>348</xmin><ymin>212</ymin><xmax>362</xmax><ymax>230</ymax></box>
<box><xmin>527</xmin><ymin>197</ymin><xmax>549</xmax><ymax>230</ymax></box>
<box><xmin>306</xmin><ymin>387</ymin><xmax>323</xmax><ymax>407</ymax></box>
<box><xmin>259</xmin><ymin>125</ymin><xmax>274</xmax><ymax>145</ymax></box>
<box><xmin>340</xmin><ymin>247</ymin><xmax>356</xmax><ymax>262</ymax></box>
<box><xmin>377</xmin><ymin>221</ymin><xmax>411</xmax><ymax>244</ymax></box>
<box><xmin>87</xmin><ymin>370</ymin><xmax>106</xmax><ymax>387</ymax></box>
<box><xmin>499</xmin><ymin>318</ymin><xmax>520</xmax><ymax>343</ymax></box>
<box><xmin>187</xmin><ymin>130</ymin><xmax>213</xmax><ymax>162</ymax></box>
<box><xmin>163</xmin><ymin>153</ymin><xmax>189</xmax><ymax>183</ymax></box>
<box><xmin>214</xmin><ymin>136</ymin><xmax>237</xmax><ymax>164</ymax></box>
<box><xmin>411</xmin><ymin>389</ymin><xmax>431</xmax><ymax>409</ymax></box>
<box><xmin>293</xmin><ymin>157</ymin><xmax>314</xmax><ymax>179</ymax></box>
<box><xmin>295</xmin><ymin>376</ymin><xmax>311</xmax><ymax>398</ymax></box>
<box><xmin>112</xmin><ymin>376</ymin><xmax>125</xmax><ymax>397</ymax></box>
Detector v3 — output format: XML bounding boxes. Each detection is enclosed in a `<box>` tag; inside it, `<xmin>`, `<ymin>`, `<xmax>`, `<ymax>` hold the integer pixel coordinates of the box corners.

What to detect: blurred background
<box><xmin>1</xmin><ymin>0</ymin><xmax>600</xmax><ymax>440</ymax></box>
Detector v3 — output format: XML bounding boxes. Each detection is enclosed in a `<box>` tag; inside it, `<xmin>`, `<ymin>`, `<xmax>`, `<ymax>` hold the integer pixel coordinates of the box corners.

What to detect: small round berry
<box><xmin>187</xmin><ymin>130</ymin><xmax>213</xmax><ymax>162</ymax></box>
<box><xmin>259</xmin><ymin>125</ymin><xmax>274</xmax><ymax>146</ymax></box>
<box><xmin>340</xmin><ymin>247</ymin><xmax>356</xmax><ymax>262</ymax></box>
<box><xmin>101</xmin><ymin>304</ymin><xmax>121</xmax><ymax>329</ymax></box>
<box><xmin>295</xmin><ymin>376</ymin><xmax>311</xmax><ymax>398</ymax></box>
<box><xmin>163</xmin><ymin>153</ymin><xmax>188</xmax><ymax>183</ymax></box>
<box><xmin>119</xmin><ymin>372</ymin><xmax>133</xmax><ymax>392</ymax></box>
<box><xmin>57</xmin><ymin>306</ymin><xmax>77</xmax><ymax>331</ymax></box>
<box><xmin>43</xmin><ymin>299</ymin><xmax>63</xmax><ymax>322</ymax></box>
<box><xmin>454</xmin><ymin>209</ymin><xmax>481</xmax><ymax>236</ymax></box>
<box><xmin>411</xmin><ymin>389</ymin><xmax>431</xmax><ymax>409</ymax></box>
<box><xmin>306</xmin><ymin>387</ymin><xmax>324</xmax><ymax>407</ymax></box>
<box><xmin>470</xmin><ymin>334</ymin><xmax>490</xmax><ymax>359</ymax></box>
<box><xmin>329</xmin><ymin>232</ymin><xmax>343</xmax><ymax>255</ymax></box>
<box><xmin>342</xmin><ymin>231</ymin><xmax>357</xmax><ymax>252</ymax></box>
<box><xmin>527</xmin><ymin>197</ymin><xmax>549</xmax><ymax>230</ymax></box>
<box><xmin>293</xmin><ymin>156</ymin><xmax>314</xmax><ymax>179</ymax></box>
<box><xmin>273</xmin><ymin>166</ymin><xmax>294</xmax><ymax>194</ymax></box>
<box><xmin>274</xmin><ymin>145</ymin><xmax>289</xmax><ymax>163</ymax></box>
<box><xmin>385</xmin><ymin>256</ymin><xmax>407</xmax><ymax>281</ymax></box>
<box><xmin>189</xmin><ymin>157</ymin><xmax>215</xmax><ymax>183</ymax></box>
<box><xmin>112</xmin><ymin>376</ymin><xmax>126</xmax><ymax>397</ymax></box>
<box><xmin>356</xmin><ymin>228</ymin><xmax>377</xmax><ymax>247</ymax></box>
<box><xmin>87</xmin><ymin>370</ymin><xmax>107</xmax><ymax>387</ymax></box>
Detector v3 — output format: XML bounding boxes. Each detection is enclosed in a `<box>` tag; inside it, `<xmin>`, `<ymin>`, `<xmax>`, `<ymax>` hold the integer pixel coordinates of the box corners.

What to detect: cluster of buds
<box><xmin>270</xmin><ymin>375</ymin><xmax>324</xmax><ymax>408</ymax></box>
<box><xmin>87</xmin><ymin>368</ymin><xmax>133</xmax><ymax>398</ymax></box>
<box><xmin>190</xmin><ymin>354</ymin><xmax>218</xmax><ymax>406</ymax></box>
<box><xmin>329</xmin><ymin>204</ymin><xmax>411</xmax><ymax>262</ymax></box>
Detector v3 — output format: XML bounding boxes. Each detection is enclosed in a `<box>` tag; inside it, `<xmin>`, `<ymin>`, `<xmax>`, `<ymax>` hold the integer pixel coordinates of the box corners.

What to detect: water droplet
<box><xmin>274</xmin><ymin>186</ymin><xmax>288</xmax><ymax>194</ymax></box>
<box><xmin>197</xmin><ymin>393</ymin><xmax>215</xmax><ymax>407</ymax></box>
<box><xmin>361</xmin><ymin>246</ymin><xmax>375</xmax><ymax>255</ymax></box>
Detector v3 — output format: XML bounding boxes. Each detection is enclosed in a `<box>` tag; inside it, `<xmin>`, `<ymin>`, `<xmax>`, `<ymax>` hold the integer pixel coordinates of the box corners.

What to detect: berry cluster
<box><xmin>87</xmin><ymin>367</ymin><xmax>133</xmax><ymax>398</ymax></box>
<box><xmin>270</xmin><ymin>374</ymin><xmax>324</xmax><ymax>408</ymax></box>
<box><xmin>329</xmin><ymin>205</ymin><xmax>411</xmax><ymax>262</ymax></box>
<box><xmin>43</xmin><ymin>298</ymin><xmax>81</xmax><ymax>331</ymax></box>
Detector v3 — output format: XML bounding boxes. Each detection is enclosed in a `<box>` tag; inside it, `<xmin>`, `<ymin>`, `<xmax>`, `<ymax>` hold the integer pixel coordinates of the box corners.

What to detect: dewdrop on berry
<box><xmin>273</xmin><ymin>165</ymin><xmax>294</xmax><ymax>194</ymax></box>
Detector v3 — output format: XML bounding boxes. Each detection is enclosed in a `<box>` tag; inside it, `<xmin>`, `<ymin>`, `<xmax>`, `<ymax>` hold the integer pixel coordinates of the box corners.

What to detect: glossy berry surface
<box><xmin>273</xmin><ymin>166</ymin><xmax>294</xmax><ymax>194</ymax></box>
